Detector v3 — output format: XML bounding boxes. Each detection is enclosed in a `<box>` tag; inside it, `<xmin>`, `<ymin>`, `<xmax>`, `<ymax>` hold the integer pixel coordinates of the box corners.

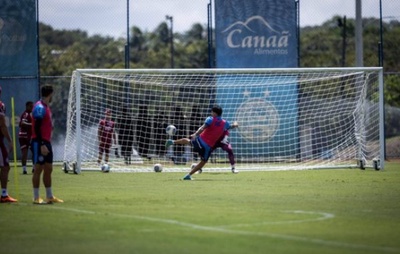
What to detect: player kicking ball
<box><xmin>195</xmin><ymin>121</ymin><xmax>239</xmax><ymax>174</ymax></box>
<box><xmin>165</xmin><ymin>105</ymin><xmax>231</xmax><ymax>180</ymax></box>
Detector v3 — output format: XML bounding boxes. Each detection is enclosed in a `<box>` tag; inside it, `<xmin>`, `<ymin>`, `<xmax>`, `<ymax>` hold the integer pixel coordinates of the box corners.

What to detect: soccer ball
<box><xmin>165</xmin><ymin>125</ymin><xmax>177</xmax><ymax>136</ymax></box>
<box><xmin>154</xmin><ymin>163</ymin><xmax>163</xmax><ymax>173</ymax></box>
<box><xmin>101</xmin><ymin>164</ymin><xmax>110</xmax><ymax>173</ymax></box>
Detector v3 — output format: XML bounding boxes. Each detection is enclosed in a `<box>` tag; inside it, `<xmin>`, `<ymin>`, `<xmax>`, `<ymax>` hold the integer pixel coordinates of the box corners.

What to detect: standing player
<box><xmin>97</xmin><ymin>109</ymin><xmax>116</xmax><ymax>167</ymax></box>
<box><xmin>166</xmin><ymin>105</ymin><xmax>230</xmax><ymax>180</ymax></box>
<box><xmin>0</xmin><ymin>87</ymin><xmax>17</xmax><ymax>203</ymax></box>
<box><xmin>18</xmin><ymin>101</ymin><xmax>33</xmax><ymax>174</ymax></box>
<box><xmin>31</xmin><ymin>85</ymin><xmax>63</xmax><ymax>204</ymax></box>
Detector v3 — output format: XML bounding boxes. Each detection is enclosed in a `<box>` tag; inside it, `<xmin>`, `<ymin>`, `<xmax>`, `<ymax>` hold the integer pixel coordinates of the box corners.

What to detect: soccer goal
<box><xmin>63</xmin><ymin>68</ymin><xmax>384</xmax><ymax>173</ymax></box>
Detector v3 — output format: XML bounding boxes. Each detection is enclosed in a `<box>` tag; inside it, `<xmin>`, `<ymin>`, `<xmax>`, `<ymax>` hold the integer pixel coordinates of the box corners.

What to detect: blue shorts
<box><xmin>31</xmin><ymin>140</ymin><xmax>53</xmax><ymax>164</ymax></box>
<box><xmin>191</xmin><ymin>136</ymin><xmax>212</xmax><ymax>162</ymax></box>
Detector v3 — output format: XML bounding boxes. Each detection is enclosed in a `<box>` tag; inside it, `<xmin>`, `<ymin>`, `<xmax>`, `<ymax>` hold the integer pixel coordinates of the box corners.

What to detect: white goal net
<box><xmin>63</xmin><ymin>68</ymin><xmax>384</xmax><ymax>173</ymax></box>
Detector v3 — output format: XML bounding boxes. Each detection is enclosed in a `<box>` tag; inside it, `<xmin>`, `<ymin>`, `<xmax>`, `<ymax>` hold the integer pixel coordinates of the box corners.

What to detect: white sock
<box><xmin>23</xmin><ymin>166</ymin><xmax>27</xmax><ymax>172</ymax></box>
<box><xmin>46</xmin><ymin>187</ymin><xmax>53</xmax><ymax>199</ymax></box>
<box><xmin>2</xmin><ymin>188</ymin><xmax>8</xmax><ymax>196</ymax></box>
<box><xmin>33</xmin><ymin>188</ymin><xmax>40</xmax><ymax>199</ymax></box>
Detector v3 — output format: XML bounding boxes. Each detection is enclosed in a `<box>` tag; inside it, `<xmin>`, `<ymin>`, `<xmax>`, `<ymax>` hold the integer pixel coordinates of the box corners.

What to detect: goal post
<box><xmin>63</xmin><ymin>67</ymin><xmax>384</xmax><ymax>173</ymax></box>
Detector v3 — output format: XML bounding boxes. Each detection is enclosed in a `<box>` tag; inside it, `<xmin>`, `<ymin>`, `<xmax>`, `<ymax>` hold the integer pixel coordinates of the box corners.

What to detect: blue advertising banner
<box><xmin>216</xmin><ymin>75</ymin><xmax>299</xmax><ymax>157</ymax></box>
<box><xmin>0</xmin><ymin>0</ymin><xmax>38</xmax><ymax>76</ymax></box>
<box><xmin>215</xmin><ymin>0</ymin><xmax>297</xmax><ymax>68</ymax></box>
<box><xmin>0</xmin><ymin>0</ymin><xmax>38</xmax><ymax>159</ymax></box>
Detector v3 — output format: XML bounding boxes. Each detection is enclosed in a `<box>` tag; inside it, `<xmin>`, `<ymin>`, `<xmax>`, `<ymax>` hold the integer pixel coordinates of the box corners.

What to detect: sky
<box><xmin>38</xmin><ymin>0</ymin><xmax>400</xmax><ymax>38</ymax></box>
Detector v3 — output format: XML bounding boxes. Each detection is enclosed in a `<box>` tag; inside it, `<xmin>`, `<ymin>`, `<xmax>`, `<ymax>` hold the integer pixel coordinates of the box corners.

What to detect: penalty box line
<box><xmin>35</xmin><ymin>204</ymin><xmax>399</xmax><ymax>253</ymax></box>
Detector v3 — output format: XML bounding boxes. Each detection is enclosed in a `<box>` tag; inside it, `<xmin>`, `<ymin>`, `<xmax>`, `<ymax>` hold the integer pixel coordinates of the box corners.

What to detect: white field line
<box><xmin>44</xmin><ymin>205</ymin><xmax>399</xmax><ymax>253</ymax></box>
<box><xmin>218</xmin><ymin>210</ymin><xmax>335</xmax><ymax>228</ymax></box>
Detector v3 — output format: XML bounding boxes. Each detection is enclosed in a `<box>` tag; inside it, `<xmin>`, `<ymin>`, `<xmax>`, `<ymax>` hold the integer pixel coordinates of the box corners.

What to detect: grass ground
<box><xmin>1</xmin><ymin>162</ymin><xmax>400</xmax><ymax>254</ymax></box>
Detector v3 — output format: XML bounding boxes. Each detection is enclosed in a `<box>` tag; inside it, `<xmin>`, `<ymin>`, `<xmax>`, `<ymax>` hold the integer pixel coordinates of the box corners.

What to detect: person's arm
<box><xmin>0</xmin><ymin>115</ymin><xmax>12</xmax><ymax>152</ymax></box>
<box><xmin>32</xmin><ymin>104</ymin><xmax>49</xmax><ymax>155</ymax></box>
<box><xmin>21</xmin><ymin>114</ymin><xmax>32</xmax><ymax>127</ymax></box>
<box><xmin>191</xmin><ymin>116</ymin><xmax>213</xmax><ymax>138</ymax></box>
<box><xmin>191</xmin><ymin>124</ymin><xmax>206</xmax><ymax>138</ymax></box>
<box><xmin>32</xmin><ymin>104</ymin><xmax>45</xmax><ymax>144</ymax></box>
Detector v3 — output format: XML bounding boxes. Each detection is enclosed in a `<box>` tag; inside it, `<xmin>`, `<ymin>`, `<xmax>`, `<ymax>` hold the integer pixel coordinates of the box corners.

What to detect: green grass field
<box><xmin>1</xmin><ymin>162</ymin><xmax>400</xmax><ymax>254</ymax></box>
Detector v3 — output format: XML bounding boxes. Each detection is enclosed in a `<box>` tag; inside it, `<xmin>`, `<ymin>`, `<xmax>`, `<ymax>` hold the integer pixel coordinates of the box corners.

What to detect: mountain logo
<box><xmin>221</xmin><ymin>15</ymin><xmax>290</xmax><ymax>52</ymax></box>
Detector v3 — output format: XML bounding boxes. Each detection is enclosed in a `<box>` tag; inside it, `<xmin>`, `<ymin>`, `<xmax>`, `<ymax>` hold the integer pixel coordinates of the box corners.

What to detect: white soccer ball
<box><xmin>165</xmin><ymin>125</ymin><xmax>177</xmax><ymax>136</ymax></box>
<box><xmin>101</xmin><ymin>164</ymin><xmax>110</xmax><ymax>173</ymax></box>
<box><xmin>154</xmin><ymin>163</ymin><xmax>163</xmax><ymax>173</ymax></box>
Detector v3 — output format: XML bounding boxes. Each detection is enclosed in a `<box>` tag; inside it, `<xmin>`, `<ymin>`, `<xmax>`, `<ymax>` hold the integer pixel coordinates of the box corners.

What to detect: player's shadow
<box><xmin>180</xmin><ymin>173</ymin><xmax>236</xmax><ymax>181</ymax></box>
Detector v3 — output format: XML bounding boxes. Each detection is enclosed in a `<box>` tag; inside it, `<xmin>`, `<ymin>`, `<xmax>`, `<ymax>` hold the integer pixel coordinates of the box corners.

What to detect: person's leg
<box><xmin>43</xmin><ymin>162</ymin><xmax>52</xmax><ymax>196</ymax></box>
<box><xmin>98</xmin><ymin>146</ymin><xmax>103</xmax><ymax>164</ymax></box>
<box><xmin>32</xmin><ymin>164</ymin><xmax>42</xmax><ymax>189</ymax></box>
<box><xmin>42</xmin><ymin>162</ymin><xmax>63</xmax><ymax>203</ymax></box>
<box><xmin>31</xmin><ymin>140</ymin><xmax>44</xmax><ymax>203</ymax></box>
<box><xmin>220</xmin><ymin>143</ymin><xmax>238</xmax><ymax>173</ymax></box>
<box><xmin>105</xmin><ymin>145</ymin><xmax>111</xmax><ymax>163</ymax></box>
<box><xmin>190</xmin><ymin>160</ymin><xmax>206</xmax><ymax>175</ymax></box>
<box><xmin>42</xmin><ymin>162</ymin><xmax>52</xmax><ymax>188</ymax></box>
<box><xmin>0</xmin><ymin>166</ymin><xmax>9</xmax><ymax>193</ymax></box>
<box><xmin>0</xmin><ymin>165</ymin><xmax>9</xmax><ymax>194</ymax></box>
<box><xmin>0</xmin><ymin>162</ymin><xmax>18</xmax><ymax>202</ymax></box>
<box><xmin>32</xmin><ymin>163</ymin><xmax>43</xmax><ymax>203</ymax></box>
<box><xmin>0</xmin><ymin>146</ymin><xmax>8</xmax><ymax>193</ymax></box>
<box><xmin>20</xmin><ymin>139</ymin><xmax>29</xmax><ymax>174</ymax></box>
<box><xmin>0</xmin><ymin>141</ymin><xmax>16</xmax><ymax>200</ymax></box>
<box><xmin>183</xmin><ymin>139</ymin><xmax>211</xmax><ymax>180</ymax></box>
<box><xmin>166</xmin><ymin>138</ymin><xmax>191</xmax><ymax>147</ymax></box>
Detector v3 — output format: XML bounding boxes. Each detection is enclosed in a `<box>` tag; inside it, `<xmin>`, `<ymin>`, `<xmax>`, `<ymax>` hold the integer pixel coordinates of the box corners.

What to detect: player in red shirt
<box><xmin>18</xmin><ymin>101</ymin><xmax>33</xmax><ymax>174</ymax></box>
<box><xmin>203</xmin><ymin>123</ymin><xmax>239</xmax><ymax>174</ymax></box>
<box><xmin>97</xmin><ymin>109</ymin><xmax>116</xmax><ymax>167</ymax></box>
<box><xmin>165</xmin><ymin>105</ymin><xmax>231</xmax><ymax>180</ymax></box>
<box><xmin>0</xmin><ymin>86</ymin><xmax>18</xmax><ymax>203</ymax></box>
<box><xmin>31</xmin><ymin>85</ymin><xmax>63</xmax><ymax>204</ymax></box>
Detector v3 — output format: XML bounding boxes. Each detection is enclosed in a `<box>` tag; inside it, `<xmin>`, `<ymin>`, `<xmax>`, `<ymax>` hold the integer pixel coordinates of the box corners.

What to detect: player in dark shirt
<box><xmin>18</xmin><ymin>101</ymin><xmax>33</xmax><ymax>174</ymax></box>
<box><xmin>97</xmin><ymin>109</ymin><xmax>116</xmax><ymax>166</ymax></box>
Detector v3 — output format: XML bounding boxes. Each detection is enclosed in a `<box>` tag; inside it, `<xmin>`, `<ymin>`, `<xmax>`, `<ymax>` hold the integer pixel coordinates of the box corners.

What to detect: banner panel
<box><xmin>0</xmin><ymin>0</ymin><xmax>38</xmax><ymax>76</ymax></box>
<box><xmin>215</xmin><ymin>0</ymin><xmax>297</xmax><ymax>68</ymax></box>
<box><xmin>216</xmin><ymin>75</ymin><xmax>299</xmax><ymax>158</ymax></box>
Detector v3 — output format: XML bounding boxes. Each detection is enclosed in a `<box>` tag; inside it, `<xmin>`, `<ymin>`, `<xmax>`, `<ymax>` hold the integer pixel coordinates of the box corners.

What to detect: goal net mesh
<box><xmin>64</xmin><ymin>68</ymin><xmax>383</xmax><ymax>173</ymax></box>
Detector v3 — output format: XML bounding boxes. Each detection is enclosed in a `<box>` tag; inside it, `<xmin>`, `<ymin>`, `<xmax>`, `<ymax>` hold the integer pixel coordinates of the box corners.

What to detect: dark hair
<box><xmin>41</xmin><ymin>85</ymin><xmax>54</xmax><ymax>97</ymax></box>
<box><xmin>26</xmin><ymin>101</ymin><xmax>33</xmax><ymax>107</ymax></box>
<box><xmin>211</xmin><ymin>105</ymin><xmax>223</xmax><ymax>116</ymax></box>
